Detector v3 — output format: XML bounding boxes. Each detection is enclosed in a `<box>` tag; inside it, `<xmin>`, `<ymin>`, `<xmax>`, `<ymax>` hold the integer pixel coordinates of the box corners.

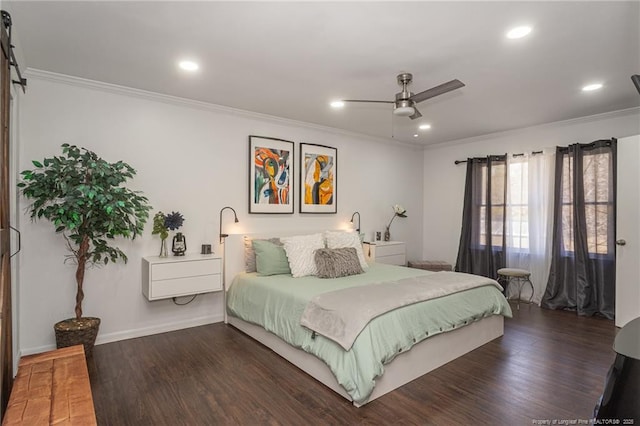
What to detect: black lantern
<box><xmin>172</xmin><ymin>232</ymin><xmax>187</xmax><ymax>256</ymax></box>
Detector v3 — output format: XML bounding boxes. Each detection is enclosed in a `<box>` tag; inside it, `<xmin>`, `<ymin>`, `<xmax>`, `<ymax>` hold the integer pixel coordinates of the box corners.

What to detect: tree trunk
<box><xmin>75</xmin><ymin>235</ymin><xmax>89</xmax><ymax>319</ymax></box>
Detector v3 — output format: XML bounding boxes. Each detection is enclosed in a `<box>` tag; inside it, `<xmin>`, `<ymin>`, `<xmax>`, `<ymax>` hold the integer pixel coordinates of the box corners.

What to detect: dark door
<box><xmin>0</xmin><ymin>16</ymin><xmax>14</xmax><ymax>417</ymax></box>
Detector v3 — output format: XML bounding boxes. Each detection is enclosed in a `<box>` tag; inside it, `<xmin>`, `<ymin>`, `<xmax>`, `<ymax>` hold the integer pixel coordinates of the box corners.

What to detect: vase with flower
<box><xmin>152</xmin><ymin>211</ymin><xmax>185</xmax><ymax>257</ymax></box>
<box><xmin>385</xmin><ymin>204</ymin><xmax>407</xmax><ymax>241</ymax></box>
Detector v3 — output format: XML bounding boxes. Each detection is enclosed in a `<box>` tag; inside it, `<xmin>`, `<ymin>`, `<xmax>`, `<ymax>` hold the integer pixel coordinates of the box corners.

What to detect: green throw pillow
<box><xmin>252</xmin><ymin>239</ymin><xmax>291</xmax><ymax>276</ymax></box>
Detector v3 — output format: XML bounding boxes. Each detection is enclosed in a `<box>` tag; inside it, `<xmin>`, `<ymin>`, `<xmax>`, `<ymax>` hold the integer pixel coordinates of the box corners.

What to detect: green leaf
<box><xmin>32</xmin><ymin>160</ymin><xmax>43</xmax><ymax>168</ymax></box>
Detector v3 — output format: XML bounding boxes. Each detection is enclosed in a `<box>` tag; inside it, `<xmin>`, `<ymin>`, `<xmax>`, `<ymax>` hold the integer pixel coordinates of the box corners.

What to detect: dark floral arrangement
<box><xmin>152</xmin><ymin>211</ymin><xmax>184</xmax><ymax>240</ymax></box>
<box><xmin>164</xmin><ymin>211</ymin><xmax>184</xmax><ymax>231</ymax></box>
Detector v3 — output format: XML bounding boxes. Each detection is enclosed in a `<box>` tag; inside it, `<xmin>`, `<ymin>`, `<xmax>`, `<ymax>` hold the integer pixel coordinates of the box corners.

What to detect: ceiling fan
<box><xmin>341</xmin><ymin>73</ymin><xmax>465</xmax><ymax>120</ymax></box>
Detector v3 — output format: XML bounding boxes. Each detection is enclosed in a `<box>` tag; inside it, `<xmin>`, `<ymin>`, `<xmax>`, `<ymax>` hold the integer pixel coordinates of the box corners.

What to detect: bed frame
<box><xmin>223</xmin><ymin>232</ymin><xmax>504</xmax><ymax>407</ymax></box>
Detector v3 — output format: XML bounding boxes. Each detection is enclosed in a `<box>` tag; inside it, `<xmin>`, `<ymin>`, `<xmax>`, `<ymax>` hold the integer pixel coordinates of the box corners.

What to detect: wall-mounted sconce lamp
<box><xmin>350</xmin><ymin>211</ymin><xmax>361</xmax><ymax>234</ymax></box>
<box><xmin>219</xmin><ymin>206</ymin><xmax>239</xmax><ymax>244</ymax></box>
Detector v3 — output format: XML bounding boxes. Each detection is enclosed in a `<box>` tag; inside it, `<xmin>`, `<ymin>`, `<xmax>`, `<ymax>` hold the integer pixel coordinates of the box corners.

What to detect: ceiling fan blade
<box><xmin>411</xmin><ymin>79</ymin><xmax>465</xmax><ymax>104</ymax></box>
<box><xmin>342</xmin><ymin>99</ymin><xmax>394</xmax><ymax>104</ymax></box>
<box><xmin>409</xmin><ymin>108</ymin><xmax>422</xmax><ymax>120</ymax></box>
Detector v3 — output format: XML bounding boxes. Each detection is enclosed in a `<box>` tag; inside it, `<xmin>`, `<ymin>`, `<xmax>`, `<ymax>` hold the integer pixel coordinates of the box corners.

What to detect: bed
<box><xmin>223</xmin><ymin>232</ymin><xmax>512</xmax><ymax>407</ymax></box>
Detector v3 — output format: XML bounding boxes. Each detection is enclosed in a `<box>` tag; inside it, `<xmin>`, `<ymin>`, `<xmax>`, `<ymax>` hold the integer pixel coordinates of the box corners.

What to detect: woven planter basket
<box><xmin>54</xmin><ymin>317</ymin><xmax>101</xmax><ymax>357</ymax></box>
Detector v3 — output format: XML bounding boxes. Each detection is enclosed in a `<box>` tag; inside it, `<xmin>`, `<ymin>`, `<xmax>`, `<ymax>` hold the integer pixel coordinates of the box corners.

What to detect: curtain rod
<box><xmin>556</xmin><ymin>138</ymin><xmax>615</xmax><ymax>154</ymax></box>
<box><xmin>454</xmin><ymin>151</ymin><xmax>543</xmax><ymax>165</ymax></box>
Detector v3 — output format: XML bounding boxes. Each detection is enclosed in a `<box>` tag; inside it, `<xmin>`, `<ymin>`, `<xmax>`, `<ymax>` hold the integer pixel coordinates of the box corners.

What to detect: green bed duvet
<box><xmin>226</xmin><ymin>263</ymin><xmax>512</xmax><ymax>404</ymax></box>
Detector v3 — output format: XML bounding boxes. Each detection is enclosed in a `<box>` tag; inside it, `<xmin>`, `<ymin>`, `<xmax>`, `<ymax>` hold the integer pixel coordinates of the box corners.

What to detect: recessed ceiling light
<box><xmin>506</xmin><ymin>26</ymin><xmax>532</xmax><ymax>39</ymax></box>
<box><xmin>178</xmin><ymin>60</ymin><xmax>199</xmax><ymax>71</ymax></box>
<box><xmin>413</xmin><ymin>134</ymin><xmax>419</xmax><ymax>138</ymax></box>
<box><xmin>582</xmin><ymin>83</ymin><xmax>603</xmax><ymax>92</ymax></box>
<box><xmin>330</xmin><ymin>101</ymin><xmax>345</xmax><ymax>108</ymax></box>
<box><xmin>419</xmin><ymin>124</ymin><xmax>432</xmax><ymax>130</ymax></box>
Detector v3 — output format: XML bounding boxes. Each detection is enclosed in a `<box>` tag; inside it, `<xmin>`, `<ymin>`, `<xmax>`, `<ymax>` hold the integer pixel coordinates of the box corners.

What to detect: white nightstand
<box><xmin>142</xmin><ymin>254</ymin><xmax>222</xmax><ymax>301</ymax></box>
<box><xmin>363</xmin><ymin>241</ymin><xmax>406</xmax><ymax>266</ymax></box>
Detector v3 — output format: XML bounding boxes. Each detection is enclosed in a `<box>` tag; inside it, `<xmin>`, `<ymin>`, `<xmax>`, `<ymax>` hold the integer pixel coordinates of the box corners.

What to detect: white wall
<box><xmin>17</xmin><ymin>72</ymin><xmax>424</xmax><ymax>354</ymax></box>
<box><xmin>421</xmin><ymin>107</ymin><xmax>640</xmax><ymax>266</ymax></box>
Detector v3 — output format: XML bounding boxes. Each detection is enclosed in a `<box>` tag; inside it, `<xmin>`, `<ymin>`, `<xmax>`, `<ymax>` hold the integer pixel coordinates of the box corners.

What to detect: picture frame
<box><xmin>249</xmin><ymin>135</ymin><xmax>294</xmax><ymax>214</ymax></box>
<box><xmin>299</xmin><ymin>143</ymin><xmax>337</xmax><ymax>214</ymax></box>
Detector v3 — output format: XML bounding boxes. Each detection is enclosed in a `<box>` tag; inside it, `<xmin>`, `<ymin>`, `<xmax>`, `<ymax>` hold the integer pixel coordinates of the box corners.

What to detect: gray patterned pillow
<box><xmin>314</xmin><ymin>247</ymin><xmax>364</xmax><ymax>279</ymax></box>
<box><xmin>244</xmin><ymin>236</ymin><xmax>282</xmax><ymax>273</ymax></box>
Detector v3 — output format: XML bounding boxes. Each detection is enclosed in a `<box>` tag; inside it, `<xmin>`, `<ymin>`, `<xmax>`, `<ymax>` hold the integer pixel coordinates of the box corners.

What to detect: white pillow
<box><xmin>281</xmin><ymin>233</ymin><xmax>325</xmax><ymax>278</ymax></box>
<box><xmin>324</xmin><ymin>230</ymin><xmax>369</xmax><ymax>270</ymax></box>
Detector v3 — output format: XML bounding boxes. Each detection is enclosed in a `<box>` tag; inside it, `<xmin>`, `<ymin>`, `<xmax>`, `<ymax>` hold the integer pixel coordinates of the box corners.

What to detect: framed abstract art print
<box><xmin>299</xmin><ymin>143</ymin><xmax>337</xmax><ymax>214</ymax></box>
<box><xmin>249</xmin><ymin>136</ymin><xmax>294</xmax><ymax>214</ymax></box>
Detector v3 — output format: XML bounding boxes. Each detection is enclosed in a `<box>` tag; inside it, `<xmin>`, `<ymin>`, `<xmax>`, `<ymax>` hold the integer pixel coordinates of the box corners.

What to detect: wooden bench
<box><xmin>2</xmin><ymin>345</ymin><xmax>96</xmax><ymax>425</ymax></box>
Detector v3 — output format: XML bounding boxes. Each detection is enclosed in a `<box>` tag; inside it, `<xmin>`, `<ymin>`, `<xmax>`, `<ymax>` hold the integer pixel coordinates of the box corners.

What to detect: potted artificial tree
<box><xmin>18</xmin><ymin>144</ymin><xmax>151</xmax><ymax>356</ymax></box>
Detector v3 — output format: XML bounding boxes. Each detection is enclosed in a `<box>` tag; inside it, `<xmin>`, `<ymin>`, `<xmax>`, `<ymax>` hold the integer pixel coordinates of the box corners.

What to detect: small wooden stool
<box><xmin>497</xmin><ymin>268</ymin><xmax>534</xmax><ymax>309</ymax></box>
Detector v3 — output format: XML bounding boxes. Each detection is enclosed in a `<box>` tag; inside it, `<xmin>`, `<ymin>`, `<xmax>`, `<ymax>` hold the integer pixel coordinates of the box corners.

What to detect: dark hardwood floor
<box><xmin>87</xmin><ymin>303</ymin><xmax>617</xmax><ymax>425</ymax></box>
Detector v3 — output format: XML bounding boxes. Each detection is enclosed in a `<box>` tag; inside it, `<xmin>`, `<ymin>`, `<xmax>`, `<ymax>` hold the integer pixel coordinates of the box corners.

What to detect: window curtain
<box><xmin>455</xmin><ymin>155</ymin><xmax>507</xmax><ymax>279</ymax></box>
<box><xmin>505</xmin><ymin>151</ymin><xmax>555</xmax><ymax>304</ymax></box>
<box><xmin>542</xmin><ymin>139</ymin><xmax>616</xmax><ymax>318</ymax></box>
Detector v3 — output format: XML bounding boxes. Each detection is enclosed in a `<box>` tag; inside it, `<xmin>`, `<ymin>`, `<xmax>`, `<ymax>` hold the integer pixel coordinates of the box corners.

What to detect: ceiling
<box><xmin>6</xmin><ymin>1</ymin><xmax>640</xmax><ymax>146</ymax></box>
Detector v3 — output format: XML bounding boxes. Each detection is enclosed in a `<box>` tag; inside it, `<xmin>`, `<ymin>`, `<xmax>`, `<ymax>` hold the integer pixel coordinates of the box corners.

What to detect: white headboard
<box><xmin>223</xmin><ymin>230</ymin><xmax>332</xmax><ymax>291</ymax></box>
<box><xmin>222</xmin><ymin>230</ymin><xmax>334</xmax><ymax>323</ymax></box>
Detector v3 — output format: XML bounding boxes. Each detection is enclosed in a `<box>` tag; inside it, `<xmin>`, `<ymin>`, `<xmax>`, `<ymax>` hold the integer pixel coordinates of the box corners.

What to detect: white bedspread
<box><xmin>300</xmin><ymin>271</ymin><xmax>503</xmax><ymax>350</ymax></box>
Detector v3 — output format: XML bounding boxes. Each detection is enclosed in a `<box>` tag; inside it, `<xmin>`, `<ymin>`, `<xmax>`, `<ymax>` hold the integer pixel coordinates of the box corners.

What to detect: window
<box><xmin>542</xmin><ymin>140</ymin><xmax>616</xmax><ymax>318</ymax></box>
<box><xmin>506</xmin><ymin>158</ymin><xmax>529</xmax><ymax>251</ymax></box>
<box><xmin>479</xmin><ymin>158</ymin><xmax>529</xmax><ymax>251</ymax></box>
<box><xmin>560</xmin><ymin>151</ymin><xmax>613</xmax><ymax>255</ymax></box>
<box><xmin>478</xmin><ymin>162</ymin><xmax>506</xmax><ymax>247</ymax></box>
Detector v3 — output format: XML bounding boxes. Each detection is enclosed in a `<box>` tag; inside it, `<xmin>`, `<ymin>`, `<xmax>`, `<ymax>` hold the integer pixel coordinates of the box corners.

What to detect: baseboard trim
<box><xmin>95</xmin><ymin>314</ymin><xmax>223</xmax><ymax>345</ymax></box>
<box><xmin>19</xmin><ymin>314</ymin><xmax>223</xmax><ymax>356</ymax></box>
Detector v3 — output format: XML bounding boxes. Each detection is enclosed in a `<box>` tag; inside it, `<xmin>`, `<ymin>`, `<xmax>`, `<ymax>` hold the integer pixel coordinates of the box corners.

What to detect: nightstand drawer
<box><xmin>142</xmin><ymin>255</ymin><xmax>223</xmax><ymax>301</ymax></box>
<box><xmin>364</xmin><ymin>241</ymin><xmax>407</xmax><ymax>266</ymax></box>
<box><xmin>152</xmin><ymin>258</ymin><xmax>220</xmax><ymax>281</ymax></box>
<box><xmin>375</xmin><ymin>244</ymin><xmax>405</xmax><ymax>257</ymax></box>
<box><xmin>151</xmin><ymin>274</ymin><xmax>221</xmax><ymax>299</ymax></box>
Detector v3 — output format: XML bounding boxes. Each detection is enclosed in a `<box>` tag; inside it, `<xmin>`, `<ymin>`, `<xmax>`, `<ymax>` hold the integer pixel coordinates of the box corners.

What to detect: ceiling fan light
<box><xmin>394</xmin><ymin>106</ymin><xmax>415</xmax><ymax>116</ymax></box>
<box><xmin>394</xmin><ymin>99</ymin><xmax>415</xmax><ymax>116</ymax></box>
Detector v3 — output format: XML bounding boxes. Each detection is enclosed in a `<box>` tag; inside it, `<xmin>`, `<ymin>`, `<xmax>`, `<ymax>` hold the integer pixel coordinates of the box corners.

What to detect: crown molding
<box><xmin>425</xmin><ymin>106</ymin><xmax>640</xmax><ymax>150</ymax></box>
<box><xmin>24</xmin><ymin>68</ymin><xmax>422</xmax><ymax>151</ymax></box>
